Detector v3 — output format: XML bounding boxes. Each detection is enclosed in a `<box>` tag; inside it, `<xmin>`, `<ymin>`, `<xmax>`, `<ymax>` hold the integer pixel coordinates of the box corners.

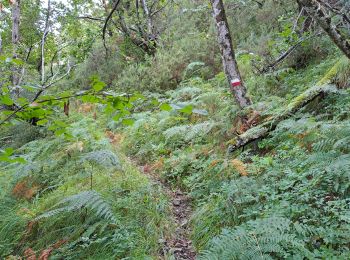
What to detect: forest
<box><xmin>0</xmin><ymin>0</ymin><xmax>349</xmax><ymax>259</ymax></box>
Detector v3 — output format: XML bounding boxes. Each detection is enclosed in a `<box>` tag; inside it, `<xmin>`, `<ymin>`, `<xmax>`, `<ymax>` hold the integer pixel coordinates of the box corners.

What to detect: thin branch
<box><xmin>47</xmin><ymin>41</ymin><xmax>71</xmax><ymax>81</ymax></box>
<box><xmin>292</xmin><ymin>7</ymin><xmax>304</xmax><ymax>33</ymax></box>
<box><xmin>77</xmin><ymin>16</ymin><xmax>104</xmax><ymax>22</ymax></box>
<box><xmin>0</xmin><ymin>91</ymin><xmax>88</xmax><ymax>127</ymax></box>
<box><xmin>262</xmin><ymin>31</ymin><xmax>322</xmax><ymax>72</ymax></box>
<box><xmin>33</xmin><ymin>64</ymin><xmax>76</xmax><ymax>102</ymax></box>
<box><xmin>0</xmin><ymin>90</ymin><xmax>115</xmax><ymax>127</ymax></box>
<box><xmin>102</xmin><ymin>0</ymin><xmax>122</xmax><ymax>55</ymax></box>
<box><xmin>150</xmin><ymin>2</ymin><xmax>168</xmax><ymax>17</ymax></box>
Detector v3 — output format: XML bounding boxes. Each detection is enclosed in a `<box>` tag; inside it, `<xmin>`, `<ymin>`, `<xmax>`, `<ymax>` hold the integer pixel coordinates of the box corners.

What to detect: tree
<box><xmin>297</xmin><ymin>0</ymin><xmax>350</xmax><ymax>59</ymax></box>
<box><xmin>210</xmin><ymin>0</ymin><xmax>252</xmax><ymax>109</ymax></box>
<box><xmin>102</xmin><ymin>0</ymin><xmax>169</xmax><ymax>57</ymax></box>
<box><xmin>40</xmin><ymin>0</ymin><xmax>51</xmax><ymax>84</ymax></box>
<box><xmin>0</xmin><ymin>3</ymin><xmax>3</xmax><ymax>54</ymax></box>
<box><xmin>11</xmin><ymin>0</ymin><xmax>20</xmax><ymax>97</ymax></box>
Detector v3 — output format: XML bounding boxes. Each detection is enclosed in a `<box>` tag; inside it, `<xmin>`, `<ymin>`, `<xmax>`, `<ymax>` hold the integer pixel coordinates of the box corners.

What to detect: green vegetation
<box><xmin>0</xmin><ymin>116</ymin><xmax>172</xmax><ymax>259</ymax></box>
<box><xmin>0</xmin><ymin>0</ymin><xmax>349</xmax><ymax>259</ymax></box>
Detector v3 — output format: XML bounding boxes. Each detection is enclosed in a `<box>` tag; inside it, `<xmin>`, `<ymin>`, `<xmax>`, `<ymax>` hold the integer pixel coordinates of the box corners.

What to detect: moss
<box><xmin>317</xmin><ymin>57</ymin><xmax>350</xmax><ymax>87</ymax></box>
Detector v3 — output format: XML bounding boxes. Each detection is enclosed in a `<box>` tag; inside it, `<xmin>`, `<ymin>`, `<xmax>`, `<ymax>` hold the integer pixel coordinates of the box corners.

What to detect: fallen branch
<box><xmin>227</xmin><ymin>84</ymin><xmax>338</xmax><ymax>153</ymax></box>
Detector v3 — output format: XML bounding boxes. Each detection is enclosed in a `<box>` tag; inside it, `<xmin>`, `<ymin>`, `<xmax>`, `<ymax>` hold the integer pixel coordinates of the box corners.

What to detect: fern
<box><xmin>199</xmin><ymin>217</ymin><xmax>312</xmax><ymax>260</ymax></box>
<box><xmin>169</xmin><ymin>86</ymin><xmax>203</xmax><ymax>101</ymax></box>
<box><xmin>81</xmin><ymin>150</ymin><xmax>121</xmax><ymax>170</ymax></box>
<box><xmin>163</xmin><ymin>121</ymin><xmax>217</xmax><ymax>143</ymax></box>
<box><xmin>35</xmin><ymin>190</ymin><xmax>117</xmax><ymax>223</ymax></box>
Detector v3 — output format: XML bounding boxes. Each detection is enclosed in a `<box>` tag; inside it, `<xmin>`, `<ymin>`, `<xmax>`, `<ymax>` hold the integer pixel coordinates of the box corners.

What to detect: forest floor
<box><xmin>137</xmin><ymin>163</ymin><xmax>196</xmax><ymax>259</ymax></box>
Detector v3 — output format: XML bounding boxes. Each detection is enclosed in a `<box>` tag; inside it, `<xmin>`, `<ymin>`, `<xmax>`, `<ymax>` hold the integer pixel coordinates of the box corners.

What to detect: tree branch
<box><xmin>77</xmin><ymin>16</ymin><xmax>104</xmax><ymax>22</ymax></box>
<box><xmin>262</xmin><ymin>31</ymin><xmax>322</xmax><ymax>72</ymax></box>
<box><xmin>102</xmin><ymin>0</ymin><xmax>122</xmax><ymax>55</ymax></box>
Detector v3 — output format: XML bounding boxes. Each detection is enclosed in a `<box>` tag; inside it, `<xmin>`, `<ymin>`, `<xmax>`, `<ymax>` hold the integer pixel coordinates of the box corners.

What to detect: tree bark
<box><xmin>41</xmin><ymin>0</ymin><xmax>51</xmax><ymax>84</ymax></box>
<box><xmin>12</xmin><ymin>0</ymin><xmax>20</xmax><ymax>58</ymax></box>
<box><xmin>140</xmin><ymin>0</ymin><xmax>153</xmax><ymax>35</ymax></box>
<box><xmin>210</xmin><ymin>0</ymin><xmax>252</xmax><ymax>109</ymax></box>
<box><xmin>297</xmin><ymin>0</ymin><xmax>350</xmax><ymax>59</ymax></box>
<box><xmin>11</xmin><ymin>0</ymin><xmax>21</xmax><ymax>97</ymax></box>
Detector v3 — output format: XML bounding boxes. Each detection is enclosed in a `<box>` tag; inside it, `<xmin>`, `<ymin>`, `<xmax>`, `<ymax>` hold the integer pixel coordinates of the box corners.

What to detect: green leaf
<box><xmin>91</xmin><ymin>76</ymin><xmax>106</xmax><ymax>92</ymax></box>
<box><xmin>14</xmin><ymin>157</ymin><xmax>27</xmax><ymax>164</ymax></box>
<box><xmin>4</xmin><ymin>147</ymin><xmax>14</xmax><ymax>156</ymax></box>
<box><xmin>81</xmin><ymin>95</ymin><xmax>100</xmax><ymax>103</ymax></box>
<box><xmin>121</xmin><ymin>118</ymin><xmax>135</xmax><ymax>126</ymax></box>
<box><xmin>36</xmin><ymin>119</ymin><xmax>49</xmax><ymax>126</ymax></box>
<box><xmin>151</xmin><ymin>98</ymin><xmax>160</xmax><ymax>105</ymax></box>
<box><xmin>12</xmin><ymin>58</ymin><xmax>24</xmax><ymax>65</ymax></box>
<box><xmin>1</xmin><ymin>95</ymin><xmax>14</xmax><ymax>106</ymax></box>
<box><xmin>17</xmin><ymin>97</ymin><xmax>28</xmax><ymax>105</ymax></box>
<box><xmin>54</xmin><ymin>128</ymin><xmax>66</xmax><ymax>136</ymax></box>
<box><xmin>179</xmin><ymin>105</ymin><xmax>193</xmax><ymax>114</ymax></box>
<box><xmin>113</xmin><ymin>113</ymin><xmax>122</xmax><ymax>121</ymax></box>
<box><xmin>160</xmin><ymin>103</ymin><xmax>172</xmax><ymax>111</ymax></box>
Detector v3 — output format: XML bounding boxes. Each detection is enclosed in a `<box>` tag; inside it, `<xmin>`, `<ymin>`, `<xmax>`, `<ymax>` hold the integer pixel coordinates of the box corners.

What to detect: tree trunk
<box><xmin>141</xmin><ymin>0</ymin><xmax>153</xmax><ymax>35</ymax></box>
<box><xmin>41</xmin><ymin>0</ymin><xmax>51</xmax><ymax>84</ymax></box>
<box><xmin>210</xmin><ymin>0</ymin><xmax>252</xmax><ymax>109</ymax></box>
<box><xmin>0</xmin><ymin>9</ymin><xmax>3</xmax><ymax>54</ymax></box>
<box><xmin>11</xmin><ymin>0</ymin><xmax>21</xmax><ymax>97</ymax></box>
<box><xmin>297</xmin><ymin>0</ymin><xmax>350</xmax><ymax>59</ymax></box>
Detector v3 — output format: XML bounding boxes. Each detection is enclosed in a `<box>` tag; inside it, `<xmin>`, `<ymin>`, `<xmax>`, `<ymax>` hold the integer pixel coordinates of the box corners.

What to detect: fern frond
<box><xmin>163</xmin><ymin>121</ymin><xmax>217</xmax><ymax>143</ymax></box>
<box><xmin>81</xmin><ymin>150</ymin><xmax>121</xmax><ymax>170</ymax></box>
<box><xmin>199</xmin><ymin>217</ymin><xmax>312</xmax><ymax>260</ymax></box>
<box><xmin>36</xmin><ymin>190</ymin><xmax>117</xmax><ymax>223</ymax></box>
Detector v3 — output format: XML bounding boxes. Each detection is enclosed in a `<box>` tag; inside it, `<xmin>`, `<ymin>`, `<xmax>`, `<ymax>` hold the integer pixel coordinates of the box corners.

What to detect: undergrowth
<box><xmin>1</xmin><ymin>53</ymin><xmax>349</xmax><ymax>259</ymax></box>
<box><xmin>0</xmin><ymin>115</ymin><xmax>172</xmax><ymax>259</ymax></box>
<box><xmin>119</xmin><ymin>56</ymin><xmax>350</xmax><ymax>258</ymax></box>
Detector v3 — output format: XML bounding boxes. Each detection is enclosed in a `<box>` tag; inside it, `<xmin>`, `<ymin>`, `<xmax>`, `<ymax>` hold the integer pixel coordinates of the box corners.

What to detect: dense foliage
<box><xmin>0</xmin><ymin>0</ymin><xmax>349</xmax><ymax>259</ymax></box>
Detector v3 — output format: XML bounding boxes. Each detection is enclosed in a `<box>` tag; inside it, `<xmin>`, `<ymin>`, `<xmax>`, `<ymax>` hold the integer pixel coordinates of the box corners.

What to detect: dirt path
<box><xmin>106</xmin><ymin>132</ymin><xmax>196</xmax><ymax>259</ymax></box>
<box><xmin>140</xmin><ymin>167</ymin><xmax>196</xmax><ymax>259</ymax></box>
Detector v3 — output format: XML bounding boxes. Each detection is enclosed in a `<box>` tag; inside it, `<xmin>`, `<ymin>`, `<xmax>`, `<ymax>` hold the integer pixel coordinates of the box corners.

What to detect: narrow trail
<box><xmin>140</xmin><ymin>167</ymin><xmax>196</xmax><ymax>260</ymax></box>
<box><xmin>107</xmin><ymin>132</ymin><xmax>196</xmax><ymax>259</ymax></box>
